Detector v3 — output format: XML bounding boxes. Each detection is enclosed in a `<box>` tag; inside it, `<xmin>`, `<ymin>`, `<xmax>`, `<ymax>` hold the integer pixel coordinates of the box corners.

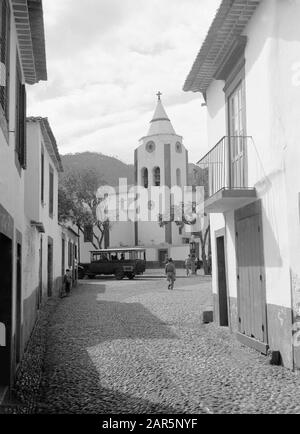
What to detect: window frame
<box><xmin>41</xmin><ymin>148</ymin><xmax>45</xmax><ymax>205</ymax></box>
<box><xmin>15</xmin><ymin>55</ymin><xmax>27</xmax><ymax>171</ymax></box>
<box><xmin>0</xmin><ymin>0</ymin><xmax>11</xmax><ymax>141</ymax></box>
<box><xmin>49</xmin><ymin>164</ymin><xmax>54</xmax><ymax>218</ymax></box>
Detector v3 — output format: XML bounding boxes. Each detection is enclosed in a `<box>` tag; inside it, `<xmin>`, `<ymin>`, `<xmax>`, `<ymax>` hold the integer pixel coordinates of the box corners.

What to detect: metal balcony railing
<box><xmin>198</xmin><ymin>136</ymin><xmax>251</xmax><ymax>199</ymax></box>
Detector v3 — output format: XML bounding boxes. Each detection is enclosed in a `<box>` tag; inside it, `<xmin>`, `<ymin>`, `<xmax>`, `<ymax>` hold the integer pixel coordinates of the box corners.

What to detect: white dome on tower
<box><xmin>147</xmin><ymin>97</ymin><xmax>176</xmax><ymax>136</ymax></box>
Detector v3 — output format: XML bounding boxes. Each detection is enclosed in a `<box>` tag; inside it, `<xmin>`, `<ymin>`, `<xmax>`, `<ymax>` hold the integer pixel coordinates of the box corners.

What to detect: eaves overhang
<box><xmin>27</xmin><ymin>117</ymin><xmax>63</xmax><ymax>172</ymax></box>
<box><xmin>12</xmin><ymin>0</ymin><xmax>47</xmax><ymax>84</ymax></box>
<box><xmin>30</xmin><ymin>220</ymin><xmax>45</xmax><ymax>233</ymax></box>
<box><xmin>183</xmin><ymin>0</ymin><xmax>261</xmax><ymax>95</ymax></box>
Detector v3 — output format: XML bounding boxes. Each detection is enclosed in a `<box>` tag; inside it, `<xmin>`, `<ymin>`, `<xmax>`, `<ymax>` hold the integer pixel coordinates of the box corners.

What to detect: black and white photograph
<box><xmin>1</xmin><ymin>0</ymin><xmax>300</xmax><ymax>421</ymax></box>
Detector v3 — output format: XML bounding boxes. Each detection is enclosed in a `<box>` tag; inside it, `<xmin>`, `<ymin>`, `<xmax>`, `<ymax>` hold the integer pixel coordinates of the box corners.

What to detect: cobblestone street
<box><xmin>39</xmin><ymin>274</ymin><xmax>300</xmax><ymax>414</ymax></box>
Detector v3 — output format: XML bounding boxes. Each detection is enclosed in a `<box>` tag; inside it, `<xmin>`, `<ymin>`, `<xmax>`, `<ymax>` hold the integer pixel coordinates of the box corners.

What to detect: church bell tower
<box><xmin>134</xmin><ymin>93</ymin><xmax>189</xmax><ymax>247</ymax></box>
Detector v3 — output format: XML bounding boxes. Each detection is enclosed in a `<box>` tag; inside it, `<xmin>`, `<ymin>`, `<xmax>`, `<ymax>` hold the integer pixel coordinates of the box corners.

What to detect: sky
<box><xmin>27</xmin><ymin>0</ymin><xmax>221</xmax><ymax>165</ymax></box>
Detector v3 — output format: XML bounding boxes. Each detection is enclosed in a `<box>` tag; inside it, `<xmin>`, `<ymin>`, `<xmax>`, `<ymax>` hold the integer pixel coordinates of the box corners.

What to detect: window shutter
<box><xmin>0</xmin><ymin>0</ymin><xmax>10</xmax><ymax>119</ymax></box>
<box><xmin>49</xmin><ymin>167</ymin><xmax>54</xmax><ymax>217</ymax></box>
<box><xmin>84</xmin><ymin>225</ymin><xmax>93</xmax><ymax>243</ymax></box>
<box><xmin>20</xmin><ymin>84</ymin><xmax>26</xmax><ymax>168</ymax></box>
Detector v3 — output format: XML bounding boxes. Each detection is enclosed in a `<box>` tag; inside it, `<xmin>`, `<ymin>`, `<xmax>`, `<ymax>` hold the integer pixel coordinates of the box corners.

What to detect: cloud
<box><xmin>28</xmin><ymin>0</ymin><xmax>221</xmax><ymax>164</ymax></box>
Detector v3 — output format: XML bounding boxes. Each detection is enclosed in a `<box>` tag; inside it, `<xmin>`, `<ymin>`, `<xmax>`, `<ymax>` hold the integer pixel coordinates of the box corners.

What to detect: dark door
<box><xmin>61</xmin><ymin>238</ymin><xmax>65</xmax><ymax>277</ymax></box>
<box><xmin>38</xmin><ymin>237</ymin><xmax>43</xmax><ymax>309</ymax></box>
<box><xmin>0</xmin><ymin>234</ymin><xmax>13</xmax><ymax>387</ymax></box>
<box><xmin>16</xmin><ymin>243</ymin><xmax>22</xmax><ymax>365</ymax></box>
<box><xmin>216</xmin><ymin>236</ymin><xmax>228</xmax><ymax>326</ymax></box>
<box><xmin>236</xmin><ymin>207</ymin><xmax>267</xmax><ymax>343</ymax></box>
<box><xmin>158</xmin><ymin>249</ymin><xmax>168</xmax><ymax>267</ymax></box>
<box><xmin>47</xmin><ymin>239</ymin><xmax>53</xmax><ymax>297</ymax></box>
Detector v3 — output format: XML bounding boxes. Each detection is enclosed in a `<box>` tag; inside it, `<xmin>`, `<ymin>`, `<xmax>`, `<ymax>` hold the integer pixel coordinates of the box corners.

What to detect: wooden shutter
<box><xmin>0</xmin><ymin>0</ymin><xmax>10</xmax><ymax>118</ymax></box>
<box><xmin>20</xmin><ymin>84</ymin><xmax>26</xmax><ymax>168</ymax></box>
<box><xmin>49</xmin><ymin>166</ymin><xmax>54</xmax><ymax>217</ymax></box>
<box><xmin>15</xmin><ymin>59</ymin><xmax>27</xmax><ymax>169</ymax></box>
<box><xmin>41</xmin><ymin>150</ymin><xmax>44</xmax><ymax>203</ymax></box>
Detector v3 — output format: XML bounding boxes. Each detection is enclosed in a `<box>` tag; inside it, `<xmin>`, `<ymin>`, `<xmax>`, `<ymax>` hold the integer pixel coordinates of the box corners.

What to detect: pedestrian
<box><xmin>63</xmin><ymin>269</ymin><xmax>72</xmax><ymax>297</ymax></box>
<box><xmin>196</xmin><ymin>257</ymin><xmax>202</xmax><ymax>275</ymax></box>
<box><xmin>185</xmin><ymin>255</ymin><xmax>192</xmax><ymax>277</ymax></box>
<box><xmin>165</xmin><ymin>258</ymin><xmax>176</xmax><ymax>290</ymax></box>
<box><xmin>191</xmin><ymin>256</ymin><xmax>196</xmax><ymax>275</ymax></box>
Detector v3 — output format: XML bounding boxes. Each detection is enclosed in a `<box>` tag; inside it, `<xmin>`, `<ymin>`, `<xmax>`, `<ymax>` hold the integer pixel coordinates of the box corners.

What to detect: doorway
<box><xmin>216</xmin><ymin>235</ymin><xmax>228</xmax><ymax>326</ymax></box>
<box><xmin>38</xmin><ymin>237</ymin><xmax>43</xmax><ymax>309</ymax></box>
<box><xmin>47</xmin><ymin>237</ymin><xmax>53</xmax><ymax>297</ymax></box>
<box><xmin>158</xmin><ymin>249</ymin><xmax>168</xmax><ymax>267</ymax></box>
<box><xmin>61</xmin><ymin>237</ymin><xmax>65</xmax><ymax>277</ymax></box>
<box><xmin>16</xmin><ymin>242</ymin><xmax>22</xmax><ymax>365</ymax></box>
<box><xmin>0</xmin><ymin>233</ymin><xmax>13</xmax><ymax>387</ymax></box>
<box><xmin>235</xmin><ymin>201</ymin><xmax>267</xmax><ymax>349</ymax></box>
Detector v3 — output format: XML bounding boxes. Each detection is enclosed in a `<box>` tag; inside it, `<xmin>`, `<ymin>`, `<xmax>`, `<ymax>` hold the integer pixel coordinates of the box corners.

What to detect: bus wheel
<box><xmin>115</xmin><ymin>270</ymin><xmax>124</xmax><ymax>280</ymax></box>
<box><xmin>127</xmin><ymin>273</ymin><xmax>135</xmax><ymax>280</ymax></box>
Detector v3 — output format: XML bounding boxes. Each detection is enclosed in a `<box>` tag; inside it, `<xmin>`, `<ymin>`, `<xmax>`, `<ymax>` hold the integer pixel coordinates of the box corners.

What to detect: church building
<box><xmin>79</xmin><ymin>95</ymin><xmax>200</xmax><ymax>267</ymax></box>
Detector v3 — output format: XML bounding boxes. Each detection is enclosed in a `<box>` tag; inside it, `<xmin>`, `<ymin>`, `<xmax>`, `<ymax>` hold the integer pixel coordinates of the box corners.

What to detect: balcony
<box><xmin>198</xmin><ymin>136</ymin><xmax>257</xmax><ymax>213</ymax></box>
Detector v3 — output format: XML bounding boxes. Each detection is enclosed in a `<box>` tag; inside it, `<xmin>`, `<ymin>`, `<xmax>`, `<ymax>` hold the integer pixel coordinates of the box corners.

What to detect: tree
<box><xmin>58</xmin><ymin>168</ymin><xmax>111</xmax><ymax>249</ymax></box>
<box><xmin>190</xmin><ymin>166</ymin><xmax>211</xmax><ymax>275</ymax></box>
<box><xmin>157</xmin><ymin>171</ymin><xmax>212</xmax><ymax>274</ymax></box>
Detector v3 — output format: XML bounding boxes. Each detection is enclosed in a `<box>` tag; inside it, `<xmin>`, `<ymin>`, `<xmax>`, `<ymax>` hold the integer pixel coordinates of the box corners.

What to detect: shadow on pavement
<box><xmin>39</xmin><ymin>286</ymin><xmax>183</xmax><ymax>414</ymax></box>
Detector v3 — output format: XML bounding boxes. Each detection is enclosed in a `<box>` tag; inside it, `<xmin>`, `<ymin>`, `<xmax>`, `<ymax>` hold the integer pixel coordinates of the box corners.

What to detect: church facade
<box><xmin>79</xmin><ymin>96</ymin><xmax>201</xmax><ymax>267</ymax></box>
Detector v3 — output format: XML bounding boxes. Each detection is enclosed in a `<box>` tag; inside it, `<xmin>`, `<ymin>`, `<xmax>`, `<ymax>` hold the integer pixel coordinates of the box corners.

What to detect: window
<box><xmin>41</xmin><ymin>149</ymin><xmax>44</xmax><ymax>204</ymax></box>
<box><xmin>49</xmin><ymin>165</ymin><xmax>54</xmax><ymax>218</ymax></box>
<box><xmin>175</xmin><ymin>142</ymin><xmax>182</xmax><ymax>153</ymax></box>
<box><xmin>68</xmin><ymin>241</ymin><xmax>73</xmax><ymax>267</ymax></box>
<box><xmin>84</xmin><ymin>225</ymin><xmax>93</xmax><ymax>243</ymax></box>
<box><xmin>227</xmin><ymin>75</ymin><xmax>247</xmax><ymax>188</ymax></box>
<box><xmin>141</xmin><ymin>168</ymin><xmax>148</xmax><ymax>189</ymax></box>
<box><xmin>176</xmin><ymin>168</ymin><xmax>181</xmax><ymax>186</ymax></box>
<box><xmin>0</xmin><ymin>0</ymin><xmax>10</xmax><ymax>123</ymax></box>
<box><xmin>15</xmin><ymin>58</ymin><xmax>26</xmax><ymax>169</ymax></box>
<box><xmin>153</xmin><ymin>167</ymin><xmax>160</xmax><ymax>186</ymax></box>
<box><xmin>146</xmin><ymin>141</ymin><xmax>155</xmax><ymax>153</ymax></box>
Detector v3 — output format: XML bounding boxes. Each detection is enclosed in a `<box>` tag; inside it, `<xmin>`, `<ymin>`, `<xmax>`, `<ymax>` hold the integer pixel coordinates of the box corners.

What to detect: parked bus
<box><xmin>79</xmin><ymin>248</ymin><xmax>146</xmax><ymax>280</ymax></box>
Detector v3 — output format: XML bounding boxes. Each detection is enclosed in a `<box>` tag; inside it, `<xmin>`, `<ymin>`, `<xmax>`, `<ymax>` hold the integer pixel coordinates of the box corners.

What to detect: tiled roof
<box><xmin>11</xmin><ymin>0</ymin><xmax>47</xmax><ymax>84</ymax></box>
<box><xmin>27</xmin><ymin>117</ymin><xmax>63</xmax><ymax>172</ymax></box>
<box><xmin>183</xmin><ymin>0</ymin><xmax>261</xmax><ymax>94</ymax></box>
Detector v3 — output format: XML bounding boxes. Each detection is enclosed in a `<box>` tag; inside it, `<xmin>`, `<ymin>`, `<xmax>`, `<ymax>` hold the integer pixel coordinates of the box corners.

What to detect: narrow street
<box><xmin>39</xmin><ymin>275</ymin><xmax>300</xmax><ymax>414</ymax></box>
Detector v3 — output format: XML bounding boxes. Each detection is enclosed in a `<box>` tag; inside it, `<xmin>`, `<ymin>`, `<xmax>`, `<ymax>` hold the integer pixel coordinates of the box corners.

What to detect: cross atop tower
<box><xmin>156</xmin><ymin>91</ymin><xmax>162</xmax><ymax>101</ymax></box>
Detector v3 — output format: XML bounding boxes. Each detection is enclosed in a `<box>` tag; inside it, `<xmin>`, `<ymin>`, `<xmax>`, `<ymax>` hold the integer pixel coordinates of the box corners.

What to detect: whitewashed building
<box><xmin>184</xmin><ymin>0</ymin><xmax>300</xmax><ymax>369</ymax></box>
<box><xmin>0</xmin><ymin>0</ymin><xmax>47</xmax><ymax>397</ymax></box>
<box><xmin>23</xmin><ymin>117</ymin><xmax>64</xmax><ymax>345</ymax></box>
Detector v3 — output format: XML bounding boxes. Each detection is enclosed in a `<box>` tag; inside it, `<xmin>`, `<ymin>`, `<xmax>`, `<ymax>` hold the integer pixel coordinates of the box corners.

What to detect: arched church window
<box><xmin>153</xmin><ymin>167</ymin><xmax>161</xmax><ymax>186</ymax></box>
<box><xmin>176</xmin><ymin>168</ymin><xmax>181</xmax><ymax>186</ymax></box>
<box><xmin>141</xmin><ymin>168</ymin><xmax>148</xmax><ymax>188</ymax></box>
<box><xmin>176</xmin><ymin>142</ymin><xmax>182</xmax><ymax>153</ymax></box>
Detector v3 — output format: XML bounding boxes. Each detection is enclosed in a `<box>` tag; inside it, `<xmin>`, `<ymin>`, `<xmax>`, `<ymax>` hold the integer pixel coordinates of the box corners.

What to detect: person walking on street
<box><xmin>165</xmin><ymin>258</ymin><xmax>176</xmax><ymax>290</ymax></box>
<box><xmin>185</xmin><ymin>255</ymin><xmax>192</xmax><ymax>277</ymax></box>
<box><xmin>196</xmin><ymin>257</ymin><xmax>202</xmax><ymax>275</ymax></box>
<box><xmin>63</xmin><ymin>269</ymin><xmax>72</xmax><ymax>297</ymax></box>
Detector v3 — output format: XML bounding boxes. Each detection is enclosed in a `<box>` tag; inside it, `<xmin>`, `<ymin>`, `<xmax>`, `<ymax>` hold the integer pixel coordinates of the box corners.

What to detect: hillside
<box><xmin>60</xmin><ymin>152</ymin><xmax>134</xmax><ymax>186</ymax></box>
<box><xmin>60</xmin><ymin>152</ymin><xmax>204</xmax><ymax>187</ymax></box>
